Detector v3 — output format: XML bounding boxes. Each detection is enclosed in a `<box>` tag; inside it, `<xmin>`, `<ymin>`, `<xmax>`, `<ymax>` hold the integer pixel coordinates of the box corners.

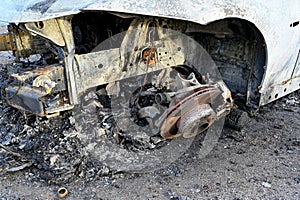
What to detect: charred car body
<box><xmin>0</xmin><ymin>0</ymin><xmax>299</xmax><ymax>139</ymax></box>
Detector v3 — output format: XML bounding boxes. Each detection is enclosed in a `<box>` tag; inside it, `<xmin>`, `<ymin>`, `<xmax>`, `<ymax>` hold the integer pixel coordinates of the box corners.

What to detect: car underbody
<box><xmin>0</xmin><ymin>12</ymin><xmax>268</xmax><ymax>139</ymax></box>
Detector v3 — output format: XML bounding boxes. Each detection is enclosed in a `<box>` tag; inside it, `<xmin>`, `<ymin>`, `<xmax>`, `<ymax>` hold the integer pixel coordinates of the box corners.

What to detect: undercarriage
<box><xmin>2</xmin><ymin>13</ymin><xmax>241</xmax><ymax>137</ymax></box>
<box><xmin>0</xmin><ymin>11</ymin><xmax>269</xmax><ymax>172</ymax></box>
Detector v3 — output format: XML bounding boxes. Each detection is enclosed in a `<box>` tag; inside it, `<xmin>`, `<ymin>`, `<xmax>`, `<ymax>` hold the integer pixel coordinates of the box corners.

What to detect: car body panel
<box><xmin>0</xmin><ymin>0</ymin><xmax>299</xmax><ymax>105</ymax></box>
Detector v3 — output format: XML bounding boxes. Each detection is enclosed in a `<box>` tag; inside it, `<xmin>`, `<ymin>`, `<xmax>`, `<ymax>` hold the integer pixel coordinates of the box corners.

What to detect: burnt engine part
<box><xmin>0</xmin><ymin>24</ymin><xmax>57</xmax><ymax>60</ymax></box>
<box><xmin>6</xmin><ymin>64</ymin><xmax>71</xmax><ymax>116</ymax></box>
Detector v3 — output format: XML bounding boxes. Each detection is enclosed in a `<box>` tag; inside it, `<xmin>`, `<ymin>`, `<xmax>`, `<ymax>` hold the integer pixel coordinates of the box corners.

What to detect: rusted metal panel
<box><xmin>74</xmin><ymin>42</ymin><xmax>184</xmax><ymax>94</ymax></box>
<box><xmin>0</xmin><ymin>33</ymin><xmax>16</xmax><ymax>51</ymax></box>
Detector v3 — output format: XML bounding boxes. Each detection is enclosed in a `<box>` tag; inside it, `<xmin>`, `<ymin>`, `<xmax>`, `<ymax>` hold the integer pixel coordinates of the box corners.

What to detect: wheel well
<box><xmin>187</xmin><ymin>18</ymin><xmax>267</xmax><ymax>107</ymax></box>
<box><xmin>71</xmin><ymin>12</ymin><xmax>266</xmax><ymax>107</ymax></box>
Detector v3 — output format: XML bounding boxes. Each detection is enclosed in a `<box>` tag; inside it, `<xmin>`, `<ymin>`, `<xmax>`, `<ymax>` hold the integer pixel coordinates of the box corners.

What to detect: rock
<box><xmin>294</xmin><ymin>176</ymin><xmax>300</xmax><ymax>184</ymax></box>
<box><xmin>261</xmin><ymin>181</ymin><xmax>271</xmax><ymax>188</ymax></box>
<box><xmin>273</xmin><ymin>124</ymin><xmax>284</xmax><ymax>129</ymax></box>
<box><xmin>50</xmin><ymin>155</ymin><xmax>60</xmax><ymax>166</ymax></box>
<box><xmin>273</xmin><ymin>134</ymin><xmax>280</xmax><ymax>139</ymax></box>
<box><xmin>286</xmin><ymin>146</ymin><xmax>295</xmax><ymax>154</ymax></box>
<box><xmin>170</xmin><ymin>195</ymin><xmax>191</xmax><ymax>200</ymax></box>
<box><xmin>286</xmin><ymin>99</ymin><xmax>299</xmax><ymax>106</ymax></box>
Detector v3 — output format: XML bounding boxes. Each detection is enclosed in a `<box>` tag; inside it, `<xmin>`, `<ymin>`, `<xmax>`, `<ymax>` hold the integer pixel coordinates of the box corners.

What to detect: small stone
<box><xmin>69</xmin><ymin>116</ymin><xmax>75</xmax><ymax>124</ymax></box>
<box><xmin>286</xmin><ymin>146</ymin><xmax>295</xmax><ymax>154</ymax></box>
<box><xmin>112</xmin><ymin>173</ymin><xmax>124</xmax><ymax>179</ymax></box>
<box><xmin>273</xmin><ymin>134</ymin><xmax>279</xmax><ymax>139</ymax></box>
<box><xmin>274</xmin><ymin>124</ymin><xmax>283</xmax><ymax>129</ymax></box>
<box><xmin>261</xmin><ymin>181</ymin><xmax>271</xmax><ymax>188</ymax></box>
<box><xmin>170</xmin><ymin>195</ymin><xmax>191</xmax><ymax>200</ymax></box>
<box><xmin>150</xmin><ymin>136</ymin><xmax>165</xmax><ymax>145</ymax></box>
<box><xmin>287</xmin><ymin>149</ymin><xmax>294</xmax><ymax>154</ymax></box>
<box><xmin>50</xmin><ymin>155</ymin><xmax>60</xmax><ymax>166</ymax></box>
<box><xmin>286</xmin><ymin>99</ymin><xmax>299</xmax><ymax>106</ymax></box>
<box><xmin>100</xmin><ymin>166</ymin><xmax>110</xmax><ymax>175</ymax></box>
<box><xmin>195</xmin><ymin>189</ymin><xmax>201</xmax><ymax>193</ymax></box>
<box><xmin>294</xmin><ymin>176</ymin><xmax>300</xmax><ymax>184</ymax></box>
<box><xmin>84</xmin><ymin>143</ymin><xmax>97</xmax><ymax>152</ymax></box>
<box><xmin>98</xmin><ymin>128</ymin><xmax>106</xmax><ymax>136</ymax></box>
<box><xmin>237</xmin><ymin>148</ymin><xmax>246</xmax><ymax>154</ymax></box>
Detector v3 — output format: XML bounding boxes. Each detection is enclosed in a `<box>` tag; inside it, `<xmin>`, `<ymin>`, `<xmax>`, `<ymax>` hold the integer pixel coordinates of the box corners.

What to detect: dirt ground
<box><xmin>0</xmin><ymin>27</ymin><xmax>299</xmax><ymax>199</ymax></box>
<box><xmin>0</xmin><ymin>89</ymin><xmax>299</xmax><ymax>200</ymax></box>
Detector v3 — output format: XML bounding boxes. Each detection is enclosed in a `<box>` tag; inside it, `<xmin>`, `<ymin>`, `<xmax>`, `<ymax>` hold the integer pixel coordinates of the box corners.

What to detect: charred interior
<box><xmin>72</xmin><ymin>12</ymin><xmax>132</xmax><ymax>54</ymax></box>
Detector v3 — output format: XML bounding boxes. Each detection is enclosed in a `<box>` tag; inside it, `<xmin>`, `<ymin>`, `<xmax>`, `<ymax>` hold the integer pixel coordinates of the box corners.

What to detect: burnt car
<box><xmin>0</xmin><ymin>0</ymin><xmax>299</xmax><ymax>140</ymax></box>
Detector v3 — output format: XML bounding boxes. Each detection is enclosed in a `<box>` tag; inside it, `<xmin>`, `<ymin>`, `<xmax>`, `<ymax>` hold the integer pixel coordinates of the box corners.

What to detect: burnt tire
<box><xmin>225</xmin><ymin>109</ymin><xmax>249</xmax><ymax>131</ymax></box>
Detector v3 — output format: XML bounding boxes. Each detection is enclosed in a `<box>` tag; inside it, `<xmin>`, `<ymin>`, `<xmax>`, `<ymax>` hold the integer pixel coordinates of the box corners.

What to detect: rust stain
<box><xmin>0</xmin><ymin>33</ymin><xmax>17</xmax><ymax>51</ymax></box>
<box><xmin>142</xmin><ymin>47</ymin><xmax>157</xmax><ymax>66</ymax></box>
